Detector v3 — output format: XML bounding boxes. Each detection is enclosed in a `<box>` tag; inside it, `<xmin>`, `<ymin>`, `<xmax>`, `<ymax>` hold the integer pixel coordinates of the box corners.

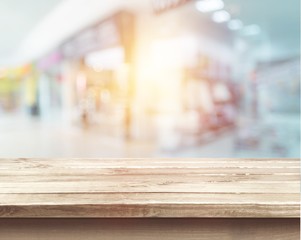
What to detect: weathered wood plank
<box><xmin>0</xmin><ymin>172</ymin><xmax>299</xmax><ymax>182</ymax></box>
<box><xmin>0</xmin><ymin>167</ymin><xmax>298</xmax><ymax>176</ymax></box>
<box><xmin>0</xmin><ymin>181</ymin><xmax>299</xmax><ymax>194</ymax></box>
<box><xmin>0</xmin><ymin>193</ymin><xmax>299</xmax><ymax>218</ymax></box>
<box><xmin>0</xmin><ymin>158</ymin><xmax>299</xmax><ymax>218</ymax></box>
<box><xmin>0</xmin><ymin>193</ymin><xmax>298</xmax><ymax>205</ymax></box>
<box><xmin>0</xmin><ymin>158</ymin><xmax>299</xmax><ymax>167</ymax></box>
<box><xmin>0</xmin><ymin>204</ymin><xmax>299</xmax><ymax>218</ymax></box>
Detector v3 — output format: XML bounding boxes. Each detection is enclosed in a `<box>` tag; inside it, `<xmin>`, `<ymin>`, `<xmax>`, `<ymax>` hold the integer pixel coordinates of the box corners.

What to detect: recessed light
<box><xmin>241</xmin><ymin>25</ymin><xmax>261</xmax><ymax>36</ymax></box>
<box><xmin>212</xmin><ymin>10</ymin><xmax>231</xmax><ymax>23</ymax></box>
<box><xmin>195</xmin><ymin>0</ymin><xmax>224</xmax><ymax>13</ymax></box>
<box><xmin>228</xmin><ymin>19</ymin><xmax>243</xmax><ymax>30</ymax></box>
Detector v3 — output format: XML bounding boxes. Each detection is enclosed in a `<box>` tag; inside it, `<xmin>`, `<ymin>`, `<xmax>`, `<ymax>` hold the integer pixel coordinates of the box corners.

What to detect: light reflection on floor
<box><xmin>0</xmin><ymin>113</ymin><xmax>299</xmax><ymax>158</ymax></box>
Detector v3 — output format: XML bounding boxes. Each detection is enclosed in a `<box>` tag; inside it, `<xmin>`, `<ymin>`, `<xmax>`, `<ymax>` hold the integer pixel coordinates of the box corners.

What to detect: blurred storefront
<box><xmin>234</xmin><ymin>57</ymin><xmax>300</xmax><ymax>158</ymax></box>
<box><xmin>0</xmin><ymin>67</ymin><xmax>24</xmax><ymax>113</ymax></box>
<box><xmin>36</xmin><ymin>50</ymin><xmax>64</xmax><ymax>120</ymax></box>
<box><xmin>59</xmin><ymin>11</ymin><xmax>135</xmax><ymax>137</ymax></box>
<box><xmin>0</xmin><ymin>65</ymin><xmax>36</xmax><ymax>115</ymax></box>
<box><xmin>133</xmin><ymin>1</ymin><xmax>238</xmax><ymax>150</ymax></box>
<box><xmin>1</xmin><ymin>0</ymin><xmax>298</xmax><ymax>157</ymax></box>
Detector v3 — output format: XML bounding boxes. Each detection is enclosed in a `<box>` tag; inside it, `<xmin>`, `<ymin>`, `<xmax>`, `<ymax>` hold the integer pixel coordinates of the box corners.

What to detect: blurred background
<box><xmin>0</xmin><ymin>0</ymin><xmax>299</xmax><ymax>158</ymax></box>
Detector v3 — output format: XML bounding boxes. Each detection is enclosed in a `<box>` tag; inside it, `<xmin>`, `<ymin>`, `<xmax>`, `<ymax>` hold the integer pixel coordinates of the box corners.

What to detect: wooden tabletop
<box><xmin>0</xmin><ymin>158</ymin><xmax>299</xmax><ymax>218</ymax></box>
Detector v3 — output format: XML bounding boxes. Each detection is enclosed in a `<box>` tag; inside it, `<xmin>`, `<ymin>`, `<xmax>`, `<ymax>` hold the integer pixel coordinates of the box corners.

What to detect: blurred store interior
<box><xmin>0</xmin><ymin>0</ymin><xmax>299</xmax><ymax>158</ymax></box>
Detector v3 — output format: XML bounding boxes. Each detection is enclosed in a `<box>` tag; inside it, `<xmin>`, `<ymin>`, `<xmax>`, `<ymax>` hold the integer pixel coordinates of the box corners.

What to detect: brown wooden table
<box><xmin>0</xmin><ymin>158</ymin><xmax>299</xmax><ymax>239</ymax></box>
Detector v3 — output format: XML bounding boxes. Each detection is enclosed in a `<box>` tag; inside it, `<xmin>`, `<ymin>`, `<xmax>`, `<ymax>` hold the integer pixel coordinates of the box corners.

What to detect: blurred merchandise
<box><xmin>59</xmin><ymin>11</ymin><xmax>135</xmax><ymax>137</ymax></box>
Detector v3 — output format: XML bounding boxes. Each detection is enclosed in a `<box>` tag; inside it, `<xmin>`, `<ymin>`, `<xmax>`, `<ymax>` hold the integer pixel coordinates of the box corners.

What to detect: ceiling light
<box><xmin>228</xmin><ymin>19</ymin><xmax>243</xmax><ymax>30</ymax></box>
<box><xmin>196</xmin><ymin>0</ymin><xmax>224</xmax><ymax>13</ymax></box>
<box><xmin>241</xmin><ymin>25</ymin><xmax>261</xmax><ymax>36</ymax></box>
<box><xmin>212</xmin><ymin>10</ymin><xmax>230</xmax><ymax>23</ymax></box>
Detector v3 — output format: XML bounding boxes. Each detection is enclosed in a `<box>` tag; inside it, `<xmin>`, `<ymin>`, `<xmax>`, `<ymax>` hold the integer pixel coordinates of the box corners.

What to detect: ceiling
<box><xmin>0</xmin><ymin>0</ymin><xmax>62</xmax><ymax>66</ymax></box>
<box><xmin>224</xmin><ymin>0</ymin><xmax>300</xmax><ymax>60</ymax></box>
<box><xmin>3</xmin><ymin>0</ymin><xmax>144</xmax><ymax>66</ymax></box>
<box><xmin>0</xmin><ymin>0</ymin><xmax>299</xmax><ymax>66</ymax></box>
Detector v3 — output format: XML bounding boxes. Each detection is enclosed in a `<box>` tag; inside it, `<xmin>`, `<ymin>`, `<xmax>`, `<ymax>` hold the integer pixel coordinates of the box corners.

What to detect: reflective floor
<box><xmin>0</xmin><ymin>113</ymin><xmax>299</xmax><ymax>158</ymax></box>
<box><xmin>0</xmin><ymin>113</ymin><xmax>155</xmax><ymax>158</ymax></box>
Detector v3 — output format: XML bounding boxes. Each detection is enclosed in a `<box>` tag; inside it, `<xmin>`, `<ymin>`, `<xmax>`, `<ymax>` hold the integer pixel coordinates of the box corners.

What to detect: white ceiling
<box><xmin>0</xmin><ymin>0</ymin><xmax>62</xmax><ymax>66</ymax></box>
<box><xmin>0</xmin><ymin>0</ymin><xmax>150</xmax><ymax>64</ymax></box>
<box><xmin>0</xmin><ymin>0</ymin><xmax>299</xmax><ymax>66</ymax></box>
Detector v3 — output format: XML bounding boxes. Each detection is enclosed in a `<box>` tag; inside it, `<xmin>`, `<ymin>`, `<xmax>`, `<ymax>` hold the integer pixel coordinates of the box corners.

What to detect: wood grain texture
<box><xmin>0</xmin><ymin>218</ymin><xmax>299</xmax><ymax>240</ymax></box>
<box><xmin>0</xmin><ymin>158</ymin><xmax>299</xmax><ymax>218</ymax></box>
